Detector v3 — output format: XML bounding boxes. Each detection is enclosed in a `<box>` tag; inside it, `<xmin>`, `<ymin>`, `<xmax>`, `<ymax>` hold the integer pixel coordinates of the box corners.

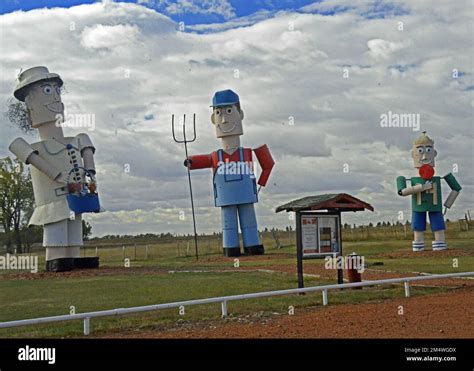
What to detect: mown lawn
<box><xmin>0</xmin><ymin>270</ymin><xmax>446</xmax><ymax>338</ymax></box>
<box><xmin>0</xmin><ymin>236</ymin><xmax>471</xmax><ymax>338</ymax></box>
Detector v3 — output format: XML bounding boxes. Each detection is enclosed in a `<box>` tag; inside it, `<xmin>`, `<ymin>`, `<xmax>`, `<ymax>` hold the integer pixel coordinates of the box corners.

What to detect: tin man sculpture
<box><xmin>9</xmin><ymin>66</ymin><xmax>100</xmax><ymax>272</ymax></box>
<box><xmin>184</xmin><ymin>89</ymin><xmax>275</xmax><ymax>257</ymax></box>
<box><xmin>396</xmin><ymin>131</ymin><xmax>461</xmax><ymax>251</ymax></box>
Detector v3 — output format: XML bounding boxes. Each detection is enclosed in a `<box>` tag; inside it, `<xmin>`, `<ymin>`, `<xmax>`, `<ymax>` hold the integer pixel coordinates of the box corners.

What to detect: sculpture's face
<box><xmin>211</xmin><ymin>104</ymin><xmax>244</xmax><ymax>138</ymax></box>
<box><xmin>24</xmin><ymin>81</ymin><xmax>64</xmax><ymax>128</ymax></box>
<box><xmin>411</xmin><ymin>144</ymin><xmax>437</xmax><ymax>168</ymax></box>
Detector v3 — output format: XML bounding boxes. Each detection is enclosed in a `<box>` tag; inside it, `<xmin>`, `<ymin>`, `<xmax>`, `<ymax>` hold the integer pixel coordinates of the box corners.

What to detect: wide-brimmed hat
<box><xmin>14</xmin><ymin>66</ymin><xmax>63</xmax><ymax>101</ymax></box>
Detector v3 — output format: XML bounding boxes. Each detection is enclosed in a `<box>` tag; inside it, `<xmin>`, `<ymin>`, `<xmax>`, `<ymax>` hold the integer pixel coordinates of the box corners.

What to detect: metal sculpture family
<box><xmin>6</xmin><ymin>67</ymin><xmax>462</xmax><ymax>272</ymax></box>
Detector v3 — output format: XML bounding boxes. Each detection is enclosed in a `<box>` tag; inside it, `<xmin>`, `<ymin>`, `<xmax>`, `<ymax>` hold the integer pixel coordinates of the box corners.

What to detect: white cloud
<box><xmin>80</xmin><ymin>24</ymin><xmax>141</xmax><ymax>50</ymax></box>
<box><xmin>0</xmin><ymin>1</ymin><xmax>472</xmax><ymax>237</ymax></box>
<box><xmin>367</xmin><ymin>38</ymin><xmax>409</xmax><ymax>59</ymax></box>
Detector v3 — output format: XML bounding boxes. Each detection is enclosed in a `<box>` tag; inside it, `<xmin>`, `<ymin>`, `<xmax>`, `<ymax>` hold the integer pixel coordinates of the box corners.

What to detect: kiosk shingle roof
<box><xmin>275</xmin><ymin>193</ymin><xmax>374</xmax><ymax>213</ymax></box>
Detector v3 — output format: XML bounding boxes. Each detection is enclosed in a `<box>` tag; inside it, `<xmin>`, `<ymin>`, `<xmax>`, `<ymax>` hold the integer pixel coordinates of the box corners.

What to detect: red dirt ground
<box><xmin>372</xmin><ymin>248</ymin><xmax>472</xmax><ymax>259</ymax></box>
<box><xmin>0</xmin><ymin>266</ymin><xmax>169</xmax><ymax>280</ymax></box>
<box><xmin>101</xmin><ymin>287</ymin><xmax>474</xmax><ymax>339</ymax></box>
<box><xmin>249</xmin><ymin>263</ymin><xmax>474</xmax><ymax>288</ymax></box>
<box><xmin>3</xmin><ymin>256</ymin><xmax>472</xmax><ymax>290</ymax></box>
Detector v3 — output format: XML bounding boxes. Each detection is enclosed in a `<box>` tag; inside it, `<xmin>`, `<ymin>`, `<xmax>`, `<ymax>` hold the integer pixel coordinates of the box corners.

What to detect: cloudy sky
<box><xmin>0</xmin><ymin>0</ymin><xmax>472</xmax><ymax>237</ymax></box>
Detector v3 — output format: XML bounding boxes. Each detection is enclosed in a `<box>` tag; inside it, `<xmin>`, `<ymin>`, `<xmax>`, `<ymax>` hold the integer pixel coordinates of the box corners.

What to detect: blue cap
<box><xmin>211</xmin><ymin>89</ymin><xmax>240</xmax><ymax>107</ymax></box>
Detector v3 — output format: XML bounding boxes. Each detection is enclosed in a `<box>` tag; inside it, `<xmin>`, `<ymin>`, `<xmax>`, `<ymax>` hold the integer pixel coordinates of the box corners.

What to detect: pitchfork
<box><xmin>172</xmin><ymin>114</ymin><xmax>199</xmax><ymax>260</ymax></box>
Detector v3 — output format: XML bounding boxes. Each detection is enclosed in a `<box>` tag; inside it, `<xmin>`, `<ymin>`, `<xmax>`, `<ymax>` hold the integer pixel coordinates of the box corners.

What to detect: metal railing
<box><xmin>0</xmin><ymin>272</ymin><xmax>472</xmax><ymax>336</ymax></box>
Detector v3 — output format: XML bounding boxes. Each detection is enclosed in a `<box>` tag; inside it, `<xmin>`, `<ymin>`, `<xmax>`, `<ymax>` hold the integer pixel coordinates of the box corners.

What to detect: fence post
<box><xmin>134</xmin><ymin>244</ymin><xmax>137</xmax><ymax>261</ymax></box>
<box><xmin>122</xmin><ymin>245</ymin><xmax>125</xmax><ymax>260</ymax></box>
<box><xmin>404</xmin><ymin>281</ymin><xmax>411</xmax><ymax>297</ymax></box>
<box><xmin>84</xmin><ymin>317</ymin><xmax>90</xmax><ymax>336</ymax></box>
<box><xmin>221</xmin><ymin>301</ymin><xmax>228</xmax><ymax>317</ymax></box>
<box><xmin>95</xmin><ymin>246</ymin><xmax>98</xmax><ymax>257</ymax></box>
<box><xmin>145</xmin><ymin>245</ymin><xmax>149</xmax><ymax>260</ymax></box>
<box><xmin>322</xmin><ymin>289</ymin><xmax>328</xmax><ymax>306</ymax></box>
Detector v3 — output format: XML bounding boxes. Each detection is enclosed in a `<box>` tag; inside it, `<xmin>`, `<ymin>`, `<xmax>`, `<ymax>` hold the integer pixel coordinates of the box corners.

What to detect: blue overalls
<box><xmin>213</xmin><ymin>148</ymin><xmax>260</xmax><ymax>250</ymax></box>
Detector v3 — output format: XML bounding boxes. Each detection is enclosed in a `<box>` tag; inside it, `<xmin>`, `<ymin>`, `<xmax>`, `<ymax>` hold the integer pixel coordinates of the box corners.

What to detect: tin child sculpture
<box><xmin>184</xmin><ymin>89</ymin><xmax>275</xmax><ymax>257</ymax></box>
<box><xmin>396</xmin><ymin>131</ymin><xmax>461</xmax><ymax>252</ymax></box>
<box><xmin>9</xmin><ymin>66</ymin><xmax>100</xmax><ymax>272</ymax></box>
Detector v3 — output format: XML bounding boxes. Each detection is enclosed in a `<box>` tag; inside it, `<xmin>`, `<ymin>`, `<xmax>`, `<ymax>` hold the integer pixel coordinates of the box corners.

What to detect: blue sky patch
<box><xmin>1</xmin><ymin>0</ymin><xmax>320</xmax><ymax>23</ymax></box>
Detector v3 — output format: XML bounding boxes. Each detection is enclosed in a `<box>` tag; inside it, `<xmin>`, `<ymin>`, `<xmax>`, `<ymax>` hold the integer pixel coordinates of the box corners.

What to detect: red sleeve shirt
<box><xmin>253</xmin><ymin>144</ymin><xmax>274</xmax><ymax>187</ymax></box>
<box><xmin>189</xmin><ymin>148</ymin><xmax>253</xmax><ymax>171</ymax></box>
<box><xmin>188</xmin><ymin>146</ymin><xmax>274</xmax><ymax>187</ymax></box>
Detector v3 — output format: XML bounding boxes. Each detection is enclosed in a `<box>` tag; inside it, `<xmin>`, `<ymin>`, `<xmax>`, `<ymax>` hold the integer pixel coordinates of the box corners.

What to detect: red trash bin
<box><xmin>346</xmin><ymin>252</ymin><xmax>362</xmax><ymax>289</ymax></box>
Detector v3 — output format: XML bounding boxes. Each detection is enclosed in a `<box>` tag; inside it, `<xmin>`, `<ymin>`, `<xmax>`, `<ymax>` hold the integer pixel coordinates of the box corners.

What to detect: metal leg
<box><xmin>237</xmin><ymin>203</ymin><xmax>260</xmax><ymax>247</ymax></box>
<box><xmin>222</xmin><ymin>205</ymin><xmax>239</xmax><ymax>248</ymax></box>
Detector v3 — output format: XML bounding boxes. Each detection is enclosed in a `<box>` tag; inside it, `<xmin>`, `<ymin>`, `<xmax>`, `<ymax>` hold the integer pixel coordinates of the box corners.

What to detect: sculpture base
<box><xmin>45</xmin><ymin>258</ymin><xmax>75</xmax><ymax>272</ymax></box>
<box><xmin>45</xmin><ymin>257</ymin><xmax>100</xmax><ymax>272</ymax></box>
<box><xmin>223</xmin><ymin>247</ymin><xmax>241</xmax><ymax>257</ymax></box>
<box><xmin>74</xmin><ymin>257</ymin><xmax>100</xmax><ymax>269</ymax></box>
<box><xmin>244</xmin><ymin>245</ymin><xmax>265</xmax><ymax>255</ymax></box>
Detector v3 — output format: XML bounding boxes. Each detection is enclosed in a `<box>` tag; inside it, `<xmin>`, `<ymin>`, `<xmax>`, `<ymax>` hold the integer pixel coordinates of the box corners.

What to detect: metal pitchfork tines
<box><xmin>172</xmin><ymin>113</ymin><xmax>199</xmax><ymax>260</ymax></box>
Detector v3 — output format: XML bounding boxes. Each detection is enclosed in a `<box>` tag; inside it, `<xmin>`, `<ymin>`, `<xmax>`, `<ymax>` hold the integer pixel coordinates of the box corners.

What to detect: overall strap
<box><xmin>217</xmin><ymin>149</ymin><xmax>223</xmax><ymax>162</ymax></box>
<box><xmin>239</xmin><ymin>147</ymin><xmax>244</xmax><ymax>162</ymax></box>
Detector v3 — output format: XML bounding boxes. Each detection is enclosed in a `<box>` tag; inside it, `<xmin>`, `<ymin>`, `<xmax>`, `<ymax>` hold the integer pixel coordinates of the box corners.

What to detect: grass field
<box><xmin>0</xmin><ymin>228</ymin><xmax>472</xmax><ymax>338</ymax></box>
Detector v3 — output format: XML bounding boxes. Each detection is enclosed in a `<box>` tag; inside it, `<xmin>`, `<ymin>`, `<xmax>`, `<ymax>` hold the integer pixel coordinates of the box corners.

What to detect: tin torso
<box><xmin>213</xmin><ymin>148</ymin><xmax>258</xmax><ymax>207</ymax></box>
<box><xmin>29</xmin><ymin>136</ymin><xmax>86</xmax><ymax>225</ymax></box>
<box><xmin>410</xmin><ymin>176</ymin><xmax>442</xmax><ymax>213</ymax></box>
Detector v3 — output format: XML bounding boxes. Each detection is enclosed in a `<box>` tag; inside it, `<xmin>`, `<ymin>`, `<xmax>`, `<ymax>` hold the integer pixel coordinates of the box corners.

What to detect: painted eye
<box><xmin>215</xmin><ymin>109</ymin><xmax>221</xmax><ymax>115</ymax></box>
<box><xmin>42</xmin><ymin>85</ymin><xmax>53</xmax><ymax>95</ymax></box>
<box><xmin>56</xmin><ymin>86</ymin><xmax>62</xmax><ymax>95</ymax></box>
<box><xmin>226</xmin><ymin>107</ymin><xmax>232</xmax><ymax>114</ymax></box>
<box><xmin>426</xmin><ymin>147</ymin><xmax>432</xmax><ymax>153</ymax></box>
<box><xmin>417</xmin><ymin>148</ymin><xmax>424</xmax><ymax>154</ymax></box>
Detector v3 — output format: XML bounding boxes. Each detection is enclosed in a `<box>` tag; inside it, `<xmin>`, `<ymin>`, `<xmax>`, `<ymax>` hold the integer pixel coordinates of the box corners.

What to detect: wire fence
<box><xmin>74</xmin><ymin>232</ymin><xmax>280</xmax><ymax>264</ymax></box>
<box><xmin>3</xmin><ymin>216</ymin><xmax>471</xmax><ymax>257</ymax></box>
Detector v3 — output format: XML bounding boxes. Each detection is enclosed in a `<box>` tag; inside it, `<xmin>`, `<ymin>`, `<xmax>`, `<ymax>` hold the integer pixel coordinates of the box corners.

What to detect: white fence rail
<box><xmin>0</xmin><ymin>272</ymin><xmax>472</xmax><ymax>335</ymax></box>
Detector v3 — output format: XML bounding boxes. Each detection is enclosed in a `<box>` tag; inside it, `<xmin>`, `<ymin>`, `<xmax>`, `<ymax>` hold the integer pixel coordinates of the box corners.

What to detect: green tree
<box><xmin>0</xmin><ymin>157</ymin><xmax>35</xmax><ymax>253</ymax></box>
<box><xmin>82</xmin><ymin>220</ymin><xmax>92</xmax><ymax>240</ymax></box>
<box><xmin>20</xmin><ymin>225</ymin><xmax>43</xmax><ymax>253</ymax></box>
